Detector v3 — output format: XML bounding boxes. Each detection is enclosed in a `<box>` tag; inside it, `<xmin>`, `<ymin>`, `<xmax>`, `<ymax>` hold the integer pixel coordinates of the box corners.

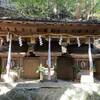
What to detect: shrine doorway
<box><xmin>0</xmin><ymin>57</ymin><xmax>2</xmax><ymax>78</ymax></box>
<box><xmin>57</xmin><ymin>54</ymin><xmax>74</xmax><ymax>81</ymax></box>
<box><xmin>94</xmin><ymin>58</ymin><xmax>100</xmax><ymax>80</ymax></box>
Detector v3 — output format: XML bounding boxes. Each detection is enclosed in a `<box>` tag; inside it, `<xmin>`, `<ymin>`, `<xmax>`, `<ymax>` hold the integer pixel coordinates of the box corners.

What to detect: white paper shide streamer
<box><xmin>18</xmin><ymin>36</ymin><xmax>23</xmax><ymax>47</ymax></box>
<box><xmin>39</xmin><ymin>35</ymin><xmax>43</xmax><ymax>46</ymax></box>
<box><xmin>59</xmin><ymin>36</ymin><xmax>63</xmax><ymax>45</ymax></box>
<box><xmin>77</xmin><ymin>37</ymin><xmax>81</xmax><ymax>47</ymax></box>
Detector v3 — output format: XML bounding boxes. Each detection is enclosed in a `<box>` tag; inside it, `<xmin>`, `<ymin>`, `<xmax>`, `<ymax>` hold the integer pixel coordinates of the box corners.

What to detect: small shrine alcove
<box><xmin>21</xmin><ymin>57</ymin><xmax>40</xmax><ymax>79</ymax></box>
<box><xmin>57</xmin><ymin>54</ymin><xmax>74</xmax><ymax>81</ymax></box>
<box><xmin>33</xmin><ymin>38</ymin><xmax>62</xmax><ymax>80</ymax></box>
<box><xmin>94</xmin><ymin>58</ymin><xmax>100</xmax><ymax>80</ymax></box>
<box><xmin>71</xmin><ymin>53</ymin><xmax>100</xmax><ymax>81</ymax></box>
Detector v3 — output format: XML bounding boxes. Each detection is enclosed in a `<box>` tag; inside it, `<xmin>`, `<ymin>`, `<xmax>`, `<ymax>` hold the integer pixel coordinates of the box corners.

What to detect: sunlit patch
<box><xmin>80</xmin><ymin>75</ymin><xmax>94</xmax><ymax>83</ymax></box>
<box><xmin>0</xmin><ymin>85</ymin><xmax>10</xmax><ymax>95</ymax></box>
<box><xmin>60</xmin><ymin>83</ymin><xmax>100</xmax><ymax>100</ymax></box>
<box><xmin>60</xmin><ymin>88</ymin><xmax>84</xmax><ymax>100</ymax></box>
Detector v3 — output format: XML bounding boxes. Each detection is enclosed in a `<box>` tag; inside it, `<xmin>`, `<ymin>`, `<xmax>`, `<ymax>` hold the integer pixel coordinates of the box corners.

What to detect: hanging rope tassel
<box><xmin>6</xmin><ymin>35</ymin><xmax>12</xmax><ymax>76</ymax></box>
<box><xmin>47</xmin><ymin>36</ymin><xmax>51</xmax><ymax>80</ymax></box>
<box><xmin>67</xmin><ymin>38</ymin><xmax>70</xmax><ymax>44</ymax></box>
<box><xmin>6</xmin><ymin>32</ymin><xmax>10</xmax><ymax>42</ymax></box>
<box><xmin>93</xmin><ymin>37</ymin><xmax>95</xmax><ymax>47</ymax></box>
<box><xmin>77</xmin><ymin>37</ymin><xmax>81</xmax><ymax>47</ymax></box>
<box><xmin>88</xmin><ymin>38</ymin><xmax>93</xmax><ymax>76</ymax></box>
<box><xmin>0</xmin><ymin>39</ymin><xmax>3</xmax><ymax>46</ymax></box>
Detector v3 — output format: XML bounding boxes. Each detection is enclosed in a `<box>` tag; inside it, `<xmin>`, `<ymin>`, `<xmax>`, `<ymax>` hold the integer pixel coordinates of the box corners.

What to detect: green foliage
<box><xmin>73</xmin><ymin>65</ymin><xmax>81</xmax><ymax>74</ymax></box>
<box><xmin>36</xmin><ymin>64</ymin><xmax>45</xmax><ymax>73</ymax></box>
<box><xmin>10</xmin><ymin>0</ymin><xmax>100</xmax><ymax>19</ymax></box>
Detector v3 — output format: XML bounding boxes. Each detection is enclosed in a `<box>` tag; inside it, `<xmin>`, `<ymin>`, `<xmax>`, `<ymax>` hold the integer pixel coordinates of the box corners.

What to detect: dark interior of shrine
<box><xmin>0</xmin><ymin>37</ymin><xmax>100</xmax><ymax>55</ymax></box>
<box><xmin>0</xmin><ymin>37</ymin><xmax>99</xmax><ymax>81</ymax></box>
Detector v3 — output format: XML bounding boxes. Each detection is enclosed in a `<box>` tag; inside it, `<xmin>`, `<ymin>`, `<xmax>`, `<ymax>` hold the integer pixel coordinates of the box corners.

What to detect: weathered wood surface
<box><xmin>0</xmin><ymin>20</ymin><xmax>99</xmax><ymax>36</ymax></box>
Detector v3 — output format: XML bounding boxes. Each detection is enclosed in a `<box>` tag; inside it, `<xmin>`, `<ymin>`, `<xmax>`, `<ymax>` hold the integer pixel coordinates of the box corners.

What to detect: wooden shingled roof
<box><xmin>0</xmin><ymin>19</ymin><xmax>99</xmax><ymax>37</ymax></box>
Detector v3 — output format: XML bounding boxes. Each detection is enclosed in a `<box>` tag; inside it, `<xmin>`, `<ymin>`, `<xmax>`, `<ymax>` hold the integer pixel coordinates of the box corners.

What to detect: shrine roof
<box><xmin>0</xmin><ymin>17</ymin><xmax>100</xmax><ymax>24</ymax></box>
<box><xmin>0</xmin><ymin>17</ymin><xmax>99</xmax><ymax>36</ymax></box>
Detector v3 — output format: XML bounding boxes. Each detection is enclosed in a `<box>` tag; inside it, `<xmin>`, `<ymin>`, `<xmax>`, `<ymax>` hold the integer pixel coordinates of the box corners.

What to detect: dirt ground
<box><xmin>0</xmin><ymin>80</ymin><xmax>100</xmax><ymax>100</ymax></box>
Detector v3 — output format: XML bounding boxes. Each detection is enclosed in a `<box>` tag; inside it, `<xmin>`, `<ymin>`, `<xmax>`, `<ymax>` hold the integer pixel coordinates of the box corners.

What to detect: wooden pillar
<box><xmin>6</xmin><ymin>35</ymin><xmax>12</xmax><ymax>76</ymax></box>
<box><xmin>47</xmin><ymin>36</ymin><xmax>51</xmax><ymax>80</ymax></box>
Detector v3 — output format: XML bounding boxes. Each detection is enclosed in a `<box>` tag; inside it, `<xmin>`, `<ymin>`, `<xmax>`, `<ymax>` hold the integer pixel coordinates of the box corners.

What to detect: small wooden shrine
<box><xmin>0</xmin><ymin>18</ymin><xmax>100</xmax><ymax>82</ymax></box>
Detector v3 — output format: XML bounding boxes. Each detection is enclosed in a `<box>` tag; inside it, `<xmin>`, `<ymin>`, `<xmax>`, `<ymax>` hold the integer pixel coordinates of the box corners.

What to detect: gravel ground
<box><xmin>0</xmin><ymin>80</ymin><xmax>100</xmax><ymax>100</ymax></box>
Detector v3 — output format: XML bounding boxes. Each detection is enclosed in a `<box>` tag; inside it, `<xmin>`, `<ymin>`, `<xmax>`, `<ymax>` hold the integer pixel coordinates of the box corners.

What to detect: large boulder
<box><xmin>1</xmin><ymin>71</ymin><xmax>19</xmax><ymax>82</ymax></box>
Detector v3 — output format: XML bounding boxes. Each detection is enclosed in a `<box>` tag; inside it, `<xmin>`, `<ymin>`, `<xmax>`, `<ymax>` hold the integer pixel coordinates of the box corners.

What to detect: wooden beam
<box><xmin>0</xmin><ymin>20</ymin><xmax>99</xmax><ymax>36</ymax></box>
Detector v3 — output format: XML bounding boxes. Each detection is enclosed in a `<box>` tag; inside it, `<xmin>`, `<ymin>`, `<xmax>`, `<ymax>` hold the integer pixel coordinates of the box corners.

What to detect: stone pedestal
<box><xmin>81</xmin><ymin>75</ymin><xmax>94</xmax><ymax>83</ymax></box>
<box><xmin>80</xmin><ymin>71</ymin><xmax>94</xmax><ymax>83</ymax></box>
<box><xmin>77</xmin><ymin>70</ymin><xmax>94</xmax><ymax>83</ymax></box>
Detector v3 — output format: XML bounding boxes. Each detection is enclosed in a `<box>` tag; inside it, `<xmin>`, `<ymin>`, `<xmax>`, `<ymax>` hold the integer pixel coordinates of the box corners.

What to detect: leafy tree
<box><xmin>10</xmin><ymin>0</ymin><xmax>100</xmax><ymax>20</ymax></box>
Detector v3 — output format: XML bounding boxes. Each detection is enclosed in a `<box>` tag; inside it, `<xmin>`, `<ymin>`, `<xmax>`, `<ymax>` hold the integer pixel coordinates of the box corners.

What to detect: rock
<box><xmin>1</xmin><ymin>71</ymin><xmax>19</xmax><ymax>82</ymax></box>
